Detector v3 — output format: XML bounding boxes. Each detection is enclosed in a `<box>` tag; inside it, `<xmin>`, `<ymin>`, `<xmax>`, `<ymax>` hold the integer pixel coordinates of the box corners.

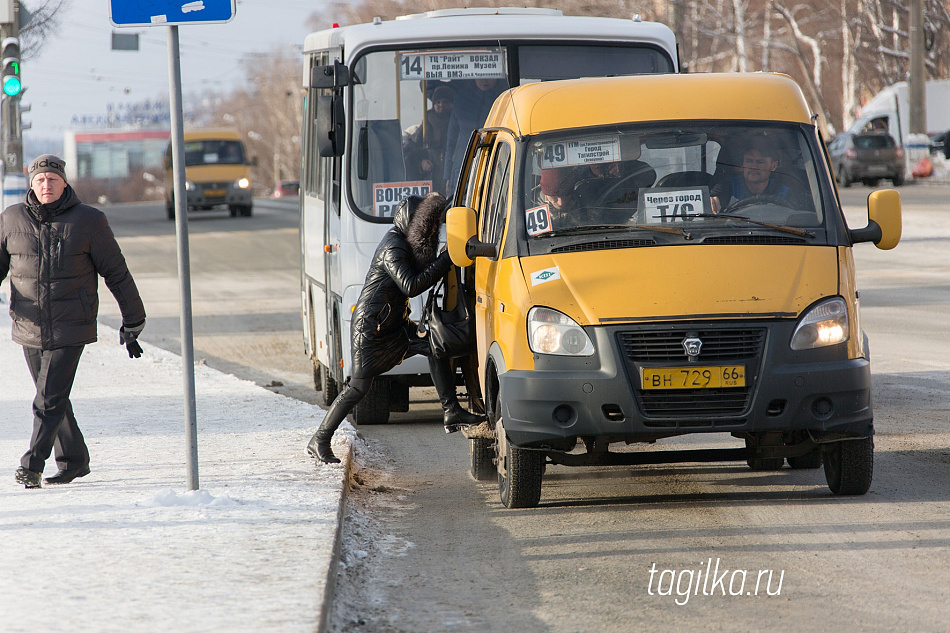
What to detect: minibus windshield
<box><xmin>522</xmin><ymin>122</ymin><xmax>827</xmax><ymax>241</ymax></box>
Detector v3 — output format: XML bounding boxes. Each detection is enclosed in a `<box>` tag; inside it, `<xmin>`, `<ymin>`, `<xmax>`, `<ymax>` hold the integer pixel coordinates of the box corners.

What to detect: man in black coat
<box><xmin>1</xmin><ymin>154</ymin><xmax>146</xmax><ymax>489</ymax></box>
<box><xmin>307</xmin><ymin>192</ymin><xmax>484</xmax><ymax>464</ymax></box>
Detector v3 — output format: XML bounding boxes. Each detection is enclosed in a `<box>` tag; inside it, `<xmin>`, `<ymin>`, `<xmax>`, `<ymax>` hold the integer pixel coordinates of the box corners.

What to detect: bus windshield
<box><xmin>348</xmin><ymin>44</ymin><xmax>674</xmax><ymax>219</ymax></box>
<box><xmin>183</xmin><ymin>140</ymin><xmax>246</xmax><ymax>167</ymax></box>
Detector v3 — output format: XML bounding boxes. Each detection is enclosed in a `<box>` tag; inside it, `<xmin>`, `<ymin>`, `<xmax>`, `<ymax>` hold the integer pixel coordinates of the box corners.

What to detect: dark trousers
<box><xmin>20</xmin><ymin>345</ymin><xmax>89</xmax><ymax>474</ymax></box>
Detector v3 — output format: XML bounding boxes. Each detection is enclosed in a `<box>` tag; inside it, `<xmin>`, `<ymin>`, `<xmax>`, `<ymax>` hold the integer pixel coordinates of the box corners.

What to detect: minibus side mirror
<box><xmin>850</xmin><ymin>189</ymin><xmax>901</xmax><ymax>250</ymax></box>
<box><xmin>317</xmin><ymin>94</ymin><xmax>345</xmax><ymax>157</ymax></box>
<box><xmin>446</xmin><ymin>206</ymin><xmax>496</xmax><ymax>266</ymax></box>
<box><xmin>310</xmin><ymin>62</ymin><xmax>349</xmax><ymax>89</ymax></box>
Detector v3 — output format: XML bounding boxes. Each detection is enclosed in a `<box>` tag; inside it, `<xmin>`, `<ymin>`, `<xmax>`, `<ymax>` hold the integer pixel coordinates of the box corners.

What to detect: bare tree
<box><xmin>207</xmin><ymin>48</ymin><xmax>303</xmax><ymax>191</ymax></box>
<box><xmin>17</xmin><ymin>0</ymin><xmax>69</xmax><ymax>59</ymax></box>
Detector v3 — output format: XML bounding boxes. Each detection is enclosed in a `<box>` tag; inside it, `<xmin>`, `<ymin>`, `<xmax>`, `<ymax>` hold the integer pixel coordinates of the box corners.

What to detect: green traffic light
<box><xmin>2</xmin><ymin>75</ymin><xmax>21</xmax><ymax>96</ymax></box>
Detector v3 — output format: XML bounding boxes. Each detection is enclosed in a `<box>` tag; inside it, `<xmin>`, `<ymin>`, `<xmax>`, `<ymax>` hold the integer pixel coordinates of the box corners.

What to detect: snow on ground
<box><xmin>0</xmin><ymin>300</ymin><xmax>354</xmax><ymax>632</ymax></box>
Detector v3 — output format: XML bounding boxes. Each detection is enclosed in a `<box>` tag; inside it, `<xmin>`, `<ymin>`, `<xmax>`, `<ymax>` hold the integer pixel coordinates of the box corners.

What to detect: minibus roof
<box><xmin>485</xmin><ymin>73</ymin><xmax>815</xmax><ymax>135</ymax></box>
<box><xmin>303</xmin><ymin>9</ymin><xmax>677</xmax><ymax>66</ymax></box>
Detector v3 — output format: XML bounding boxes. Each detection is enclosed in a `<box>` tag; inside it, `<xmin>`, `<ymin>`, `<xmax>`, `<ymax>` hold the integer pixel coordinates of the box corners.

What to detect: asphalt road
<box><xmin>97</xmin><ymin>187</ymin><xmax>950</xmax><ymax>632</ymax></box>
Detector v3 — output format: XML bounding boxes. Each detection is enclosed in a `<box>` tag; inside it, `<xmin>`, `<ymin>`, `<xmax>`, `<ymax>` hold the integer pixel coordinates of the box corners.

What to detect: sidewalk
<box><xmin>0</xmin><ymin>301</ymin><xmax>353</xmax><ymax>633</ymax></box>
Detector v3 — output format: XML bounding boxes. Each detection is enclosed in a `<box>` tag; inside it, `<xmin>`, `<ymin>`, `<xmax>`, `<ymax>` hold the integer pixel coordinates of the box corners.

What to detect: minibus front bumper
<box><xmin>498</xmin><ymin>321</ymin><xmax>873</xmax><ymax>448</ymax></box>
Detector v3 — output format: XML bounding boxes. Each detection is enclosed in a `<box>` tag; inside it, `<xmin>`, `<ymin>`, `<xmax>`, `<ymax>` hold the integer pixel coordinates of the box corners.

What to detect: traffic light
<box><xmin>2</xmin><ymin>37</ymin><xmax>22</xmax><ymax>97</ymax></box>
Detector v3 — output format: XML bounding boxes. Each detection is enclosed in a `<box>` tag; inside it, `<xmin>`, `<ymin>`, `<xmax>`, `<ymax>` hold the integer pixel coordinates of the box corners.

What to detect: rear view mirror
<box><xmin>310</xmin><ymin>62</ymin><xmax>349</xmax><ymax>89</ymax></box>
<box><xmin>317</xmin><ymin>95</ymin><xmax>345</xmax><ymax>158</ymax></box>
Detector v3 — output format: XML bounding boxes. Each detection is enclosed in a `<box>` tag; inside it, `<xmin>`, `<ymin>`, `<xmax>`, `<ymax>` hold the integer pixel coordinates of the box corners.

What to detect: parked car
<box><xmin>272</xmin><ymin>179</ymin><xmax>299</xmax><ymax>198</ymax></box>
<box><xmin>827</xmin><ymin>131</ymin><xmax>904</xmax><ymax>187</ymax></box>
<box><xmin>930</xmin><ymin>130</ymin><xmax>949</xmax><ymax>159</ymax></box>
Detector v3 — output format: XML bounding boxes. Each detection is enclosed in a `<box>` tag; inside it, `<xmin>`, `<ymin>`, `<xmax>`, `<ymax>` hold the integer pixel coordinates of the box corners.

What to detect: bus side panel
<box><xmin>302</xmin><ymin>190</ymin><xmax>330</xmax><ymax>368</ymax></box>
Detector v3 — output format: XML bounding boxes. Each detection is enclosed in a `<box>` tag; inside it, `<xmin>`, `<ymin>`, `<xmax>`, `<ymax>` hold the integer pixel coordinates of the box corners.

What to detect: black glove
<box><xmin>119</xmin><ymin>320</ymin><xmax>145</xmax><ymax>359</ymax></box>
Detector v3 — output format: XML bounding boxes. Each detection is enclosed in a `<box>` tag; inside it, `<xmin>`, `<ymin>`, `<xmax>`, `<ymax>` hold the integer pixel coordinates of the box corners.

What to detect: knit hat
<box><xmin>540</xmin><ymin>168</ymin><xmax>574</xmax><ymax>197</ymax></box>
<box><xmin>28</xmin><ymin>154</ymin><xmax>67</xmax><ymax>184</ymax></box>
<box><xmin>432</xmin><ymin>85</ymin><xmax>455</xmax><ymax>104</ymax></box>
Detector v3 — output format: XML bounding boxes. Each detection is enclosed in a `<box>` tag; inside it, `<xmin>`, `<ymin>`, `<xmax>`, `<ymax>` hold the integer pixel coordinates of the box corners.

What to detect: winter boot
<box><xmin>306</xmin><ymin>380</ymin><xmax>366</xmax><ymax>464</ymax></box>
<box><xmin>15</xmin><ymin>466</ymin><xmax>42</xmax><ymax>489</ymax></box>
<box><xmin>429</xmin><ymin>356</ymin><xmax>486</xmax><ymax>433</ymax></box>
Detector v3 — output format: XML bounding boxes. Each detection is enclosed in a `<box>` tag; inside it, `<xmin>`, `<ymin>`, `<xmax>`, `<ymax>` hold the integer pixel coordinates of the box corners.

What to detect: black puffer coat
<box><xmin>350</xmin><ymin>193</ymin><xmax>451</xmax><ymax>379</ymax></box>
<box><xmin>0</xmin><ymin>186</ymin><xmax>146</xmax><ymax>349</ymax></box>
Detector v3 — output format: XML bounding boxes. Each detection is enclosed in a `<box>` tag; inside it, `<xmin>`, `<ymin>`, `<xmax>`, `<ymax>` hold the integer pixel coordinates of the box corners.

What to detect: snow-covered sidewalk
<box><xmin>0</xmin><ymin>304</ymin><xmax>352</xmax><ymax>632</ymax></box>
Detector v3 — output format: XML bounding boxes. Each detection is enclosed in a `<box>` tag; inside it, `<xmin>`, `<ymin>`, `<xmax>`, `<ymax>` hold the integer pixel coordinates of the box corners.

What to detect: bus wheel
<box><xmin>318</xmin><ymin>362</ymin><xmax>338</xmax><ymax>406</ymax></box>
<box><xmin>824</xmin><ymin>437</ymin><xmax>873</xmax><ymax>495</ymax></box>
<box><xmin>353</xmin><ymin>377</ymin><xmax>390</xmax><ymax>425</ymax></box>
<box><xmin>498</xmin><ymin>428</ymin><xmax>543</xmax><ymax>508</ymax></box>
<box><xmin>470</xmin><ymin>438</ymin><xmax>495</xmax><ymax>481</ymax></box>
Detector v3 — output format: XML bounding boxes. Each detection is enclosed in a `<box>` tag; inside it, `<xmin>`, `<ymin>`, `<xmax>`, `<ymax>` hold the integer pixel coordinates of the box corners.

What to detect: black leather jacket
<box><xmin>350</xmin><ymin>195</ymin><xmax>450</xmax><ymax>378</ymax></box>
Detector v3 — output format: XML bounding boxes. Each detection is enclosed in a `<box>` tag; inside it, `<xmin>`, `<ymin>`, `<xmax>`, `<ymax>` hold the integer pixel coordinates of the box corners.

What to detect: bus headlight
<box><xmin>235</xmin><ymin>177</ymin><xmax>250</xmax><ymax>189</ymax></box>
<box><xmin>790</xmin><ymin>297</ymin><xmax>850</xmax><ymax>350</ymax></box>
<box><xmin>527</xmin><ymin>307</ymin><xmax>594</xmax><ymax>356</ymax></box>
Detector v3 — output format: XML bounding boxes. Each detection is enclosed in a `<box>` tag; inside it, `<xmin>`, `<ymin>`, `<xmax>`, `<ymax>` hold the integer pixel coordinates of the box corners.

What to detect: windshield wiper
<box><xmin>540</xmin><ymin>223</ymin><xmax>691</xmax><ymax>239</ymax></box>
<box><xmin>690</xmin><ymin>214</ymin><xmax>815</xmax><ymax>238</ymax></box>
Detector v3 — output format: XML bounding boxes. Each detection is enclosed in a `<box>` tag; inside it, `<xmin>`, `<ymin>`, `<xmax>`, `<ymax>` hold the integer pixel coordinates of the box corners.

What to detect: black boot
<box><xmin>307</xmin><ymin>380</ymin><xmax>366</xmax><ymax>464</ymax></box>
<box><xmin>429</xmin><ymin>356</ymin><xmax>486</xmax><ymax>433</ymax></box>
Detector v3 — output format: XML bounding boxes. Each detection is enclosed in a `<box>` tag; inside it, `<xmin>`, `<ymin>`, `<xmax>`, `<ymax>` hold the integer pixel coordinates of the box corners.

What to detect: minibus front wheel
<box><xmin>497</xmin><ymin>421</ymin><xmax>543</xmax><ymax>509</ymax></box>
<box><xmin>823</xmin><ymin>437</ymin><xmax>873</xmax><ymax>495</ymax></box>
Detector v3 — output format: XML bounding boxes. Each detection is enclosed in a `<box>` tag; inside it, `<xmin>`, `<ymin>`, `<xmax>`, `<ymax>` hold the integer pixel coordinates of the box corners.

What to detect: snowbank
<box><xmin>0</xmin><ymin>301</ymin><xmax>353</xmax><ymax>632</ymax></box>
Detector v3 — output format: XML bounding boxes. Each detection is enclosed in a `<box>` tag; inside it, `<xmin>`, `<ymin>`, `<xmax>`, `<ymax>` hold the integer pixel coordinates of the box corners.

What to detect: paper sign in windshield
<box><xmin>525</xmin><ymin>204</ymin><xmax>553</xmax><ymax>236</ymax></box>
<box><xmin>541</xmin><ymin>136</ymin><xmax>620</xmax><ymax>169</ymax></box>
<box><xmin>639</xmin><ymin>187</ymin><xmax>710</xmax><ymax>223</ymax></box>
<box><xmin>398</xmin><ymin>49</ymin><xmax>505</xmax><ymax>81</ymax></box>
<box><xmin>373</xmin><ymin>181</ymin><xmax>432</xmax><ymax>217</ymax></box>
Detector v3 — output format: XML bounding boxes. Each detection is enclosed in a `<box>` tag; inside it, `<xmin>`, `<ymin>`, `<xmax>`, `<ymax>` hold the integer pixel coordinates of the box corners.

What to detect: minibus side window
<box><xmin>481</xmin><ymin>143</ymin><xmax>512</xmax><ymax>252</ymax></box>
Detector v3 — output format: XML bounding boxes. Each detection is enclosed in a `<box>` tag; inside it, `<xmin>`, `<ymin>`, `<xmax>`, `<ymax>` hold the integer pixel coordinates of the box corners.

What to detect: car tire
<box><xmin>318</xmin><ymin>362</ymin><xmax>338</xmax><ymax>407</ymax></box>
<box><xmin>471</xmin><ymin>438</ymin><xmax>496</xmax><ymax>481</ymax></box>
<box><xmin>499</xmin><ymin>438</ymin><xmax>543</xmax><ymax>508</ymax></box>
<box><xmin>823</xmin><ymin>437</ymin><xmax>873</xmax><ymax>495</ymax></box>
<box><xmin>352</xmin><ymin>377</ymin><xmax>390</xmax><ymax>425</ymax></box>
<box><xmin>838</xmin><ymin>165</ymin><xmax>851</xmax><ymax>188</ymax></box>
<box><xmin>892</xmin><ymin>173</ymin><xmax>905</xmax><ymax>187</ymax></box>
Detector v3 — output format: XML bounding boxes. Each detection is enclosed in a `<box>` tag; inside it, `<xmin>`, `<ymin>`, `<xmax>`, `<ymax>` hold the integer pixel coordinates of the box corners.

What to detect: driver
<box><xmin>710</xmin><ymin>140</ymin><xmax>790</xmax><ymax>213</ymax></box>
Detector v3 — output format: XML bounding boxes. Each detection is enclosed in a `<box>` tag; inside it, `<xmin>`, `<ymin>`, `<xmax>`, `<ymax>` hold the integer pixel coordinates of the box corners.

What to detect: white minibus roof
<box><xmin>303</xmin><ymin>9</ymin><xmax>677</xmax><ymax>66</ymax></box>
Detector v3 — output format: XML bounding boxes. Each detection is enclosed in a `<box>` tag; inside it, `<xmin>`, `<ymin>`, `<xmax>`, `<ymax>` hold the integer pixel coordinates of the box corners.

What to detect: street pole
<box><xmin>167</xmin><ymin>24</ymin><xmax>200</xmax><ymax>491</ymax></box>
<box><xmin>908</xmin><ymin>0</ymin><xmax>926</xmax><ymax>135</ymax></box>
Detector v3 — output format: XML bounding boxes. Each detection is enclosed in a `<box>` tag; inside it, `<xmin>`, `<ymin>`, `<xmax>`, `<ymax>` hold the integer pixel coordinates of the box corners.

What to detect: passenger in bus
<box><xmin>306</xmin><ymin>193</ymin><xmax>485</xmax><ymax>464</ymax></box>
<box><xmin>443</xmin><ymin>78</ymin><xmax>506</xmax><ymax>194</ymax></box>
<box><xmin>404</xmin><ymin>85</ymin><xmax>455</xmax><ymax>186</ymax></box>
<box><xmin>710</xmin><ymin>140</ymin><xmax>792</xmax><ymax>213</ymax></box>
<box><xmin>539</xmin><ymin>167</ymin><xmax>582</xmax><ymax>227</ymax></box>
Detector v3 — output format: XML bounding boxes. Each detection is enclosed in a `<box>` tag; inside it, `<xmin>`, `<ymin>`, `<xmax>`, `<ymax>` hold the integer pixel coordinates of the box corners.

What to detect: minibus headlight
<box><xmin>790</xmin><ymin>297</ymin><xmax>850</xmax><ymax>350</ymax></box>
<box><xmin>235</xmin><ymin>177</ymin><xmax>250</xmax><ymax>189</ymax></box>
<box><xmin>527</xmin><ymin>307</ymin><xmax>594</xmax><ymax>356</ymax></box>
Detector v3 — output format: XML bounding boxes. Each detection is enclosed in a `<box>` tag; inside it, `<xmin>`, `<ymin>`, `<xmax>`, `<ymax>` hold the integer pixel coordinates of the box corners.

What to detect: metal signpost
<box><xmin>110</xmin><ymin>0</ymin><xmax>236</xmax><ymax>491</ymax></box>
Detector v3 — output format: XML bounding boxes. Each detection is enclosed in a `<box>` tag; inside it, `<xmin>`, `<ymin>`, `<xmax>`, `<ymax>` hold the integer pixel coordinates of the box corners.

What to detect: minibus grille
<box><xmin>551</xmin><ymin>238</ymin><xmax>655</xmax><ymax>254</ymax></box>
<box><xmin>618</xmin><ymin>327</ymin><xmax>766</xmax><ymax>419</ymax></box>
<box><xmin>639</xmin><ymin>389</ymin><xmax>750</xmax><ymax>419</ymax></box>
<box><xmin>618</xmin><ymin>328</ymin><xmax>765</xmax><ymax>361</ymax></box>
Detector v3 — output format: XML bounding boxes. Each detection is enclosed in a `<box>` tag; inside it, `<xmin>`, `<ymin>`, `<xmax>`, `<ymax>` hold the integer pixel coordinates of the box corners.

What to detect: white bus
<box><xmin>300</xmin><ymin>7</ymin><xmax>678</xmax><ymax>424</ymax></box>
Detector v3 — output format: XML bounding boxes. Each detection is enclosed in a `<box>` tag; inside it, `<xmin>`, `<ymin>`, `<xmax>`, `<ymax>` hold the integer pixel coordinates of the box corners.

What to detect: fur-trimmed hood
<box><xmin>402</xmin><ymin>192</ymin><xmax>446</xmax><ymax>271</ymax></box>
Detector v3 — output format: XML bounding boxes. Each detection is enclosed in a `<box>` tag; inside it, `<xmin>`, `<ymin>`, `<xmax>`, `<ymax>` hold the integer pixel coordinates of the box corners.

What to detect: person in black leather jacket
<box><xmin>307</xmin><ymin>192</ymin><xmax>484</xmax><ymax>464</ymax></box>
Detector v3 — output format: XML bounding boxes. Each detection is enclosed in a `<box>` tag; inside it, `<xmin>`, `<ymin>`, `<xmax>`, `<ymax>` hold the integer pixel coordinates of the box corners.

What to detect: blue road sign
<box><xmin>110</xmin><ymin>0</ymin><xmax>236</xmax><ymax>27</ymax></box>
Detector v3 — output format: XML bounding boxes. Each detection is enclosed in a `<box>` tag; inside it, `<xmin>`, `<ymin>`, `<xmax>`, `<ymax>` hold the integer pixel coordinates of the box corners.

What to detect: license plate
<box><xmin>204</xmin><ymin>189</ymin><xmax>226</xmax><ymax>197</ymax></box>
<box><xmin>641</xmin><ymin>365</ymin><xmax>745</xmax><ymax>389</ymax></box>
<box><xmin>866</xmin><ymin>165</ymin><xmax>888</xmax><ymax>175</ymax></box>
